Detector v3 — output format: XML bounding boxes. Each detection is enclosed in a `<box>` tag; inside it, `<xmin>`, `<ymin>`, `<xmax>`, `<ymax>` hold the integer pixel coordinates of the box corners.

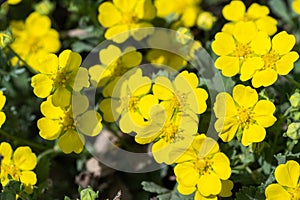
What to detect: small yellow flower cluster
<box><xmin>212</xmin><ymin>0</ymin><xmax>299</xmax><ymax>88</ymax></box>
<box><xmin>0</xmin><ymin>142</ymin><xmax>37</xmax><ymax>194</ymax></box>
<box><xmin>31</xmin><ymin>50</ymin><xmax>102</xmax><ymax>154</ymax></box>
<box><xmin>265</xmin><ymin>160</ymin><xmax>300</xmax><ymax>199</ymax></box>
<box><xmin>0</xmin><ymin>91</ymin><xmax>6</xmax><ymax>128</ymax></box>
<box><xmin>10</xmin><ymin>12</ymin><xmax>61</xmax><ymax>71</ymax></box>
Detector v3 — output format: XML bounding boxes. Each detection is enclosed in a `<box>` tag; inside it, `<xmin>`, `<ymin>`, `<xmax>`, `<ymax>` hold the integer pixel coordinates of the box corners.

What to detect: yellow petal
<box><xmin>105</xmin><ymin>25</ymin><xmax>130</xmax><ymax>43</ymax></box>
<box><xmin>99</xmin><ymin>45</ymin><xmax>122</xmax><ymax>66</ymax></box>
<box><xmin>233</xmin><ymin>84</ymin><xmax>258</xmax><ymax>108</ymax></box>
<box><xmin>275</xmin><ymin>160</ymin><xmax>300</xmax><ymax>188</ymax></box>
<box><xmin>36</xmin><ymin>53</ymin><xmax>58</xmax><ymax>74</ymax></box>
<box><xmin>247</xmin><ymin>3</ymin><xmax>269</xmax><ymax>18</ymax></box>
<box><xmin>252</xmin><ymin>68</ymin><xmax>277</xmax><ymax>88</ymax></box>
<box><xmin>216</xmin><ymin>118</ymin><xmax>239</xmax><ymax>142</ymax></box>
<box><xmin>215</xmin><ymin>56</ymin><xmax>239</xmax><ymax>77</ymax></box>
<box><xmin>233</xmin><ymin>21</ymin><xmax>257</xmax><ymax>44</ymax></box>
<box><xmin>241</xmin><ymin>124</ymin><xmax>266</xmax><ymax>146</ymax></box>
<box><xmin>240</xmin><ymin>57</ymin><xmax>264</xmax><ymax>81</ymax></box>
<box><xmin>58</xmin><ymin>130</ymin><xmax>85</xmax><ymax>154</ymax></box>
<box><xmin>38</xmin><ymin>118</ymin><xmax>62</xmax><ymax>140</ymax></box>
<box><xmin>25</xmin><ymin>12</ymin><xmax>51</xmax><ymax>36</ymax></box>
<box><xmin>255</xmin><ymin>16</ymin><xmax>277</xmax><ymax>36</ymax></box>
<box><xmin>13</xmin><ymin>146</ymin><xmax>37</xmax><ymax>170</ymax></box>
<box><xmin>197</xmin><ymin>173</ymin><xmax>221</xmax><ymax>196</ymax></box>
<box><xmin>177</xmin><ymin>184</ymin><xmax>196</xmax><ymax>196</ymax></box>
<box><xmin>58</xmin><ymin>50</ymin><xmax>82</xmax><ymax>71</ymax></box>
<box><xmin>98</xmin><ymin>2</ymin><xmax>122</xmax><ymax>27</ymax></box>
<box><xmin>194</xmin><ymin>190</ymin><xmax>218</xmax><ymax>200</ymax></box>
<box><xmin>219</xmin><ymin>180</ymin><xmax>234</xmax><ymax>197</ymax></box>
<box><xmin>276</xmin><ymin>51</ymin><xmax>299</xmax><ymax>75</ymax></box>
<box><xmin>265</xmin><ymin>184</ymin><xmax>291</xmax><ymax>200</ymax></box>
<box><xmin>272</xmin><ymin>31</ymin><xmax>296</xmax><ymax>55</ymax></box>
<box><xmin>0</xmin><ymin>142</ymin><xmax>12</xmax><ymax>164</ymax></box>
<box><xmin>0</xmin><ymin>91</ymin><xmax>5</xmax><ymax>110</ymax></box>
<box><xmin>180</xmin><ymin>6</ymin><xmax>199</xmax><ymax>27</ymax></box>
<box><xmin>253</xmin><ymin>100</ymin><xmax>276</xmax><ymax>127</ymax></box>
<box><xmin>174</xmin><ymin>162</ymin><xmax>198</xmax><ymax>189</ymax></box>
<box><xmin>138</xmin><ymin>94</ymin><xmax>159</xmax><ymax>120</ymax></box>
<box><xmin>222</xmin><ymin>1</ymin><xmax>245</xmax><ymax>21</ymax></box>
<box><xmin>251</xmin><ymin>31</ymin><xmax>271</xmax><ymax>55</ymax></box>
<box><xmin>72</xmin><ymin>92</ymin><xmax>89</xmax><ymax>116</ymax></box>
<box><xmin>31</xmin><ymin>74</ymin><xmax>53</xmax><ymax>98</ymax></box>
<box><xmin>135</xmin><ymin>0</ymin><xmax>156</xmax><ymax>20</ymax></box>
<box><xmin>99</xmin><ymin>98</ymin><xmax>118</xmax><ymax>122</ymax></box>
<box><xmin>40</xmin><ymin>96</ymin><xmax>64</xmax><ymax>118</ymax></box>
<box><xmin>20</xmin><ymin>171</ymin><xmax>37</xmax><ymax>185</ymax></box>
<box><xmin>113</xmin><ymin>0</ymin><xmax>136</xmax><ymax>12</ymax></box>
<box><xmin>214</xmin><ymin>93</ymin><xmax>237</xmax><ymax>118</ymax></box>
<box><xmin>52</xmin><ymin>87</ymin><xmax>71</xmax><ymax>108</ymax></box>
<box><xmin>130</xmin><ymin>23</ymin><xmax>154</xmax><ymax>41</ymax></box>
<box><xmin>77</xmin><ymin>110</ymin><xmax>102</xmax><ymax>136</ymax></box>
<box><xmin>211</xmin><ymin>152</ymin><xmax>231</xmax><ymax>180</ymax></box>
<box><xmin>122</xmin><ymin>50</ymin><xmax>142</xmax><ymax>68</ymax></box>
<box><xmin>292</xmin><ymin>0</ymin><xmax>300</xmax><ymax>14</ymax></box>
<box><xmin>153</xmin><ymin>76</ymin><xmax>174</xmax><ymax>100</ymax></box>
<box><xmin>0</xmin><ymin>112</ymin><xmax>5</xmax><ymax>128</ymax></box>
<box><xmin>211</xmin><ymin>32</ymin><xmax>235</xmax><ymax>56</ymax></box>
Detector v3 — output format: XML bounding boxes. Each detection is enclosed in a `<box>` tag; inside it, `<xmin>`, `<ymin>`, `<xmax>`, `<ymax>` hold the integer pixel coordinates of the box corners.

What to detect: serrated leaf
<box><xmin>274</xmin><ymin>153</ymin><xmax>286</xmax><ymax>164</ymax></box>
<box><xmin>157</xmin><ymin>193</ymin><xmax>172</xmax><ymax>200</ymax></box>
<box><xmin>141</xmin><ymin>181</ymin><xmax>170</xmax><ymax>194</ymax></box>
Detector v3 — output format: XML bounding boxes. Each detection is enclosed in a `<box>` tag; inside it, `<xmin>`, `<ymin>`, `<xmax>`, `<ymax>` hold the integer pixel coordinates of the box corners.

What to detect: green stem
<box><xmin>6</xmin><ymin>45</ymin><xmax>36</xmax><ymax>73</ymax></box>
<box><xmin>0</xmin><ymin>129</ymin><xmax>48</xmax><ymax>150</ymax></box>
<box><xmin>284</xmin><ymin>75</ymin><xmax>300</xmax><ymax>88</ymax></box>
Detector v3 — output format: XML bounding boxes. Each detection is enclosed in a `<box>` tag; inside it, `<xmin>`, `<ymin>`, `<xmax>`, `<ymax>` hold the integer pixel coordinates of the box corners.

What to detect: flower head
<box><xmin>0</xmin><ymin>91</ymin><xmax>6</xmax><ymax>128</ymax></box>
<box><xmin>37</xmin><ymin>95</ymin><xmax>102</xmax><ymax>154</ymax></box>
<box><xmin>265</xmin><ymin>160</ymin><xmax>300</xmax><ymax>200</ymax></box>
<box><xmin>197</xmin><ymin>11</ymin><xmax>217</xmax><ymax>31</ymax></box>
<box><xmin>174</xmin><ymin>134</ymin><xmax>231</xmax><ymax>198</ymax></box>
<box><xmin>10</xmin><ymin>12</ymin><xmax>60</xmax><ymax>71</ymax></box>
<box><xmin>97</xmin><ymin>0</ymin><xmax>156</xmax><ymax>43</ymax></box>
<box><xmin>214</xmin><ymin>84</ymin><xmax>276</xmax><ymax>146</ymax></box>
<box><xmin>31</xmin><ymin>49</ymin><xmax>89</xmax><ymax>108</ymax></box>
<box><xmin>222</xmin><ymin>0</ymin><xmax>277</xmax><ymax>35</ymax></box>
<box><xmin>155</xmin><ymin>0</ymin><xmax>201</xmax><ymax>27</ymax></box>
<box><xmin>0</xmin><ymin>142</ymin><xmax>37</xmax><ymax>194</ymax></box>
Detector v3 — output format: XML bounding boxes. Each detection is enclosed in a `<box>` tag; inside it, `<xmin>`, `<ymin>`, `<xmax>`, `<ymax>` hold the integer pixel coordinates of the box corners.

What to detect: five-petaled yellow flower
<box><xmin>240</xmin><ymin>31</ymin><xmax>299</xmax><ymax>88</ymax></box>
<box><xmin>174</xmin><ymin>134</ymin><xmax>231</xmax><ymax>199</ymax></box>
<box><xmin>98</xmin><ymin>0</ymin><xmax>156</xmax><ymax>43</ymax></box>
<box><xmin>31</xmin><ymin>49</ymin><xmax>89</xmax><ymax>108</ymax></box>
<box><xmin>10</xmin><ymin>12</ymin><xmax>60</xmax><ymax>71</ymax></box>
<box><xmin>0</xmin><ymin>91</ymin><xmax>6</xmax><ymax>128</ymax></box>
<box><xmin>265</xmin><ymin>160</ymin><xmax>300</xmax><ymax>200</ymax></box>
<box><xmin>214</xmin><ymin>84</ymin><xmax>276</xmax><ymax>146</ymax></box>
<box><xmin>222</xmin><ymin>0</ymin><xmax>277</xmax><ymax>35</ymax></box>
<box><xmin>37</xmin><ymin>95</ymin><xmax>102</xmax><ymax>154</ymax></box>
<box><xmin>0</xmin><ymin>142</ymin><xmax>37</xmax><ymax>194</ymax></box>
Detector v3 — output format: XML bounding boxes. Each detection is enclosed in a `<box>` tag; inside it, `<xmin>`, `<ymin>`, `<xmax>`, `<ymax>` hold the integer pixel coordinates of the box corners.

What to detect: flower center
<box><xmin>60</xmin><ymin>110</ymin><xmax>76</xmax><ymax>131</ymax></box>
<box><xmin>161</xmin><ymin>123</ymin><xmax>181</xmax><ymax>143</ymax></box>
<box><xmin>195</xmin><ymin>157</ymin><xmax>212</xmax><ymax>175</ymax></box>
<box><xmin>291</xmin><ymin>187</ymin><xmax>300</xmax><ymax>200</ymax></box>
<box><xmin>1</xmin><ymin>162</ymin><xmax>21</xmax><ymax>181</ymax></box>
<box><xmin>262</xmin><ymin>51</ymin><xmax>280</xmax><ymax>70</ymax></box>
<box><xmin>109</xmin><ymin>59</ymin><xmax>128</xmax><ymax>77</ymax></box>
<box><xmin>53</xmin><ymin>70</ymin><xmax>71</xmax><ymax>88</ymax></box>
<box><xmin>237</xmin><ymin>108</ymin><xmax>254</xmax><ymax>126</ymax></box>
<box><xmin>122</xmin><ymin>13</ymin><xmax>138</xmax><ymax>25</ymax></box>
<box><xmin>234</xmin><ymin>43</ymin><xmax>251</xmax><ymax>59</ymax></box>
<box><xmin>128</xmin><ymin>96</ymin><xmax>139</xmax><ymax>112</ymax></box>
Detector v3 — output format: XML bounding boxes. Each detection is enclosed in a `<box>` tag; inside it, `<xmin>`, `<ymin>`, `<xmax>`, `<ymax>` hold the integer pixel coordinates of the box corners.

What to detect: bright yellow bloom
<box><xmin>31</xmin><ymin>50</ymin><xmax>89</xmax><ymax>108</ymax></box>
<box><xmin>293</xmin><ymin>0</ymin><xmax>300</xmax><ymax>14</ymax></box>
<box><xmin>214</xmin><ymin>85</ymin><xmax>276</xmax><ymax>146</ymax></box>
<box><xmin>97</xmin><ymin>0</ymin><xmax>156</xmax><ymax>43</ymax></box>
<box><xmin>7</xmin><ymin>0</ymin><xmax>22</xmax><ymax>5</ymax></box>
<box><xmin>211</xmin><ymin>21</ymin><xmax>259</xmax><ymax>77</ymax></box>
<box><xmin>174</xmin><ymin>134</ymin><xmax>231</xmax><ymax>199</ymax></box>
<box><xmin>89</xmin><ymin>45</ymin><xmax>142</xmax><ymax>87</ymax></box>
<box><xmin>197</xmin><ymin>11</ymin><xmax>217</xmax><ymax>31</ymax></box>
<box><xmin>0</xmin><ymin>91</ymin><xmax>6</xmax><ymax>128</ymax></box>
<box><xmin>152</xmin><ymin>71</ymin><xmax>208</xmax><ymax>115</ymax></box>
<box><xmin>265</xmin><ymin>160</ymin><xmax>300</xmax><ymax>200</ymax></box>
<box><xmin>155</xmin><ymin>0</ymin><xmax>202</xmax><ymax>27</ymax></box>
<box><xmin>222</xmin><ymin>0</ymin><xmax>277</xmax><ymax>35</ymax></box>
<box><xmin>37</xmin><ymin>95</ymin><xmax>102</xmax><ymax>154</ymax></box>
<box><xmin>10</xmin><ymin>12</ymin><xmax>60</xmax><ymax>71</ymax></box>
<box><xmin>240</xmin><ymin>31</ymin><xmax>299</xmax><ymax>88</ymax></box>
<box><xmin>0</xmin><ymin>142</ymin><xmax>37</xmax><ymax>194</ymax></box>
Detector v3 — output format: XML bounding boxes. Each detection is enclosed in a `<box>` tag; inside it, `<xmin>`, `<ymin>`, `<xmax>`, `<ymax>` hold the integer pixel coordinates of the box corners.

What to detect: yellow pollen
<box><xmin>262</xmin><ymin>51</ymin><xmax>280</xmax><ymax>70</ymax></box>
<box><xmin>59</xmin><ymin>110</ymin><xmax>76</xmax><ymax>131</ymax></box>
<box><xmin>122</xmin><ymin>13</ymin><xmax>138</xmax><ymax>25</ymax></box>
<box><xmin>195</xmin><ymin>158</ymin><xmax>212</xmax><ymax>174</ymax></box>
<box><xmin>237</xmin><ymin>108</ymin><xmax>253</xmax><ymax>126</ymax></box>
<box><xmin>290</xmin><ymin>187</ymin><xmax>300</xmax><ymax>200</ymax></box>
<box><xmin>162</xmin><ymin>123</ymin><xmax>180</xmax><ymax>143</ymax></box>
<box><xmin>234</xmin><ymin>43</ymin><xmax>251</xmax><ymax>59</ymax></box>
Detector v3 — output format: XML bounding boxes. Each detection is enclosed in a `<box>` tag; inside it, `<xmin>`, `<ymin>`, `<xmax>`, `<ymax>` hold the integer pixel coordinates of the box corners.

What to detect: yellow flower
<box><xmin>265</xmin><ymin>160</ymin><xmax>300</xmax><ymax>200</ymax></box>
<box><xmin>174</xmin><ymin>134</ymin><xmax>231</xmax><ymax>198</ymax></box>
<box><xmin>222</xmin><ymin>0</ymin><xmax>277</xmax><ymax>35</ymax></box>
<box><xmin>89</xmin><ymin>45</ymin><xmax>142</xmax><ymax>87</ymax></box>
<box><xmin>31</xmin><ymin>50</ymin><xmax>89</xmax><ymax>108</ymax></box>
<box><xmin>197</xmin><ymin>11</ymin><xmax>217</xmax><ymax>31</ymax></box>
<box><xmin>214</xmin><ymin>84</ymin><xmax>276</xmax><ymax>146</ymax></box>
<box><xmin>7</xmin><ymin>0</ymin><xmax>22</xmax><ymax>5</ymax></box>
<box><xmin>99</xmin><ymin>69</ymin><xmax>156</xmax><ymax>131</ymax></box>
<box><xmin>240</xmin><ymin>31</ymin><xmax>299</xmax><ymax>88</ymax></box>
<box><xmin>0</xmin><ymin>142</ymin><xmax>37</xmax><ymax>194</ymax></box>
<box><xmin>37</xmin><ymin>95</ymin><xmax>102</xmax><ymax>154</ymax></box>
<box><xmin>97</xmin><ymin>0</ymin><xmax>156</xmax><ymax>43</ymax></box>
<box><xmin>0</xmin><ymin>91</ymin><xmax>6</xmax><ymax>128</ymax></box>
<box><xmin>293</xmin><ymin>0</ymin><xmax>300</xmax><ymax>14</ymax></box>
<box><xmin>155</xmin><ymin>0</ymin><xmax>202</xmax><ymax>27</ymax></box>
<box><xmin>211</xmin><ymin>21</ymin><xmax>259</xmax><ymax>77</ymax></box>
<box><xmin>10</xmin><ymin>12</ymin><xmax>60</xmax><ymax>71</ymax></box>
<box><xmin>152</xmin><ymin>71</ymin><xmax>208</xmax><ymax>116</ymax></box>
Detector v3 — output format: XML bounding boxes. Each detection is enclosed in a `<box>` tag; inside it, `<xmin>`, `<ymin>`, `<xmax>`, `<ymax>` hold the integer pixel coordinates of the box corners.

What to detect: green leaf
<box><xmin>80</xmin><ymin>186</ymin><xmax>99</xmax><ymax>200</ymax></box>
<box><xmin>268</xmin><ymin>0</ymin><xmax>291</xmax><ymax>22</ymax></box>
<box><xmin>0</xmin><ymin>192</ymin><xmax>16</xmax><ymax>200</ymax></box>
<box><xmin>274</xmin><ymin>153</ymin><xmax>286</xmax><ymax>164</ymax></box>
<box><xmin>3</xmin><ymin>180</ymin><xmax>21</xmax><ymax>194</ymax></box>
<box><xmin>235</xmin><ymin>186</ymin><xmax>265</xmax><ymax>200</ymax></box>
<box><xmin>141</xmin><ymin>181</ymin><xmax>170</xmax><ymax>194</ymax></box>
<box><xmin>64</xmin><ymin>196</ymin><xmax>71</xmax><ymax>200</ymax></box>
